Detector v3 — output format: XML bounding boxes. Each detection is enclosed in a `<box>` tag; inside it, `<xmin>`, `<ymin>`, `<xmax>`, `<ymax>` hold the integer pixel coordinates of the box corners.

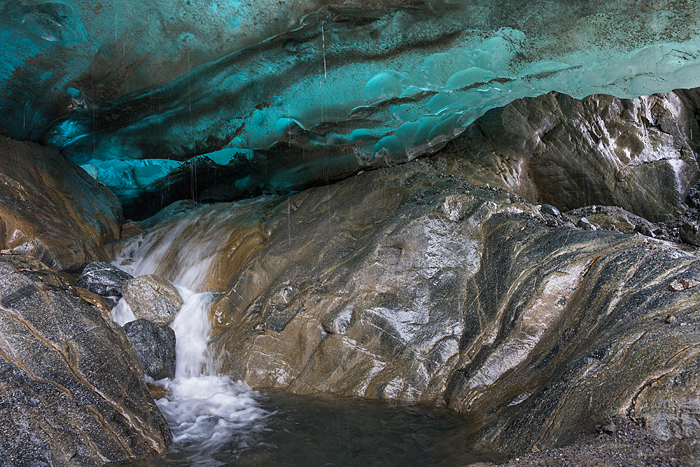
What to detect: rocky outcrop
<box><xmin>448</xmin><ymin>90</ymin><xmax>700</xmax><ymax>222</ymax></box>
<box><xmin>0</xmin><ymin>136</ymin><xmax>122</xmax><ymax>271</ymax></box>
<box><xmin>76</xmin><ymin>261</ymin><xmax>133</xmax><ymax>297</ymax></box>
<box><xmin>122</xmin><ymin>275</ymin><xmax>183</xmax><ymax>324</ymax></box>
<box><xmin>143</xmin><ymin>152</ymin><xmax>700</xmax><ymax>458</ymax></box>
<box><xmin>123</xmin><ymin>319</ymin><xmax>177</xmax><ymax>380</ymax></box>
<box><xmin>0</xmin><ymin>255</ymin><xmax>171</xmax><ymax>465</ymax></box>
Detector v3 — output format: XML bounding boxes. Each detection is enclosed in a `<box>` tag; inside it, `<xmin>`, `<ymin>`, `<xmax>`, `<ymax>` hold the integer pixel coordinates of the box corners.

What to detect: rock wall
<box><xmin>190</xmin><ymin>146</ymin><xmax>700</xmax><ymax>456</ymax></box>
<box><xmin>0</xmin><ymin>136</ymin><xmax>122</xmax><ymax>271</ymax></box>
<box><xmin>0</xmin><ymin>254</ymin><xmax>171</xmax><ymax>465</ymax></box>
<box><xmin>449</xmin><ymin>90</ymin><xmax>700</xmax><ymax>221</ymax></box>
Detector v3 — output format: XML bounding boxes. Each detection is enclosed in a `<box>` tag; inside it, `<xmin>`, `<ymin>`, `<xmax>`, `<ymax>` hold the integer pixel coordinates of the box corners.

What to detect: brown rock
<box><xmin>668</xmin><ymin>281</ymin><xmax>685</xmax><ymax>291</ymax></box>
<box><xmin>0</xmin><ymin>136</ymin><xmax>122</xmax><ymax>271</ymax></box>
<box><xmin>75</xmin><ymin>286</ymin><xmax>113</xmax><ymax>315</ymax></box>
<box><xmin>121</xmin><ymin>221</ymin><xmax>144</xmax><ymax>239</ymax></box>
<box><xmin>4</xmin><ymin>253</ymin><xmax>73</xmax><ymax>289</ymax></box>
<box><xmin>449</xmin><ymin>91</ymin><xmax>700</xmax><ymax>222</ymax></box>
<box><xmin>147</xmin><ymin>383</ymin><xmax>171</xmax><ymax>400</ymax></box>
<box><xmin>151</xmin><ymin>156</ymin><xmax>700</xmax><ymax>459</ymax></box>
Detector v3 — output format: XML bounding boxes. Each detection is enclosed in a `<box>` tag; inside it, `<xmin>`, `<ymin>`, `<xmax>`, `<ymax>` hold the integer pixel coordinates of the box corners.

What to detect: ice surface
<box><xmin>2</xmin><ymin>1</ymin><xmax>700</xmax><ymax>215</ymax></box>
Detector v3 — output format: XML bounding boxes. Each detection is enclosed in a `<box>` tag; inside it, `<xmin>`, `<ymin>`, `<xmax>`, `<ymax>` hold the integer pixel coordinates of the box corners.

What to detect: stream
<box><xmin>110</xmin><ymin>206</ymin><xmax>495</xmax><ymax>466</ymax></box>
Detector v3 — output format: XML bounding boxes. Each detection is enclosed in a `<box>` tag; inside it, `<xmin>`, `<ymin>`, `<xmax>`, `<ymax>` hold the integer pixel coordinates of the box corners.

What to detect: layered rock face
<box><xmin>0</xmin><ymin>136</ymin><xmax>122</xmax><ymax>271</ymax></box>
<box><xmin>0</xmin><ymin>255</ymin><xmax>171</xmax><ymax>464</ymax></box>
<box><xmin>126</xmin><ymin>119</ymin><xmax>699</xmax><ymax>457</ymax></box>
<box><xmin>447</xmin><ymin>89</ymin><xmax>700</xmax><ymax>222</ymax></box>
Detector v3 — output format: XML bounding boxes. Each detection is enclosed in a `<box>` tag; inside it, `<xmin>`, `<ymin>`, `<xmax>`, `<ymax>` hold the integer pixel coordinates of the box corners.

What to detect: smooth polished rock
<box><xmin>122</xmin><ymin>275</ymin><xmax>183</xmax><ymax>325</ymax></box>
<box><xmin>0</xmin><ymin>136</ymin><xmax>122</xmax><ymax>271</ymax></box>
<box><xmin>147</xmin><ymin>155</ymin><xmax>700</xmax><ymax>459</ymax></box>
<box><xmin>448</xmin><ymin>90</ymin><xmax>700</xmax><ymax>222</ymax></box>
<box><xmin>0</xmin><ymin>258</ymin><xmax>171</xmax><ymax>465</ymax></box>
<box><xmin>76</xmin><ymin>261</ymin><xmax>133</xmax><ymax>297</ymax></box>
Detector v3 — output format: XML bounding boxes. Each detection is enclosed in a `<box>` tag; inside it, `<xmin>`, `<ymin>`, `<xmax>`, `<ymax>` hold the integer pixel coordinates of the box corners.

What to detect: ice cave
<box><xmin>2</xmin><ymin>1</ymin><xmax>700</xmax><ymax>465</ymax></box>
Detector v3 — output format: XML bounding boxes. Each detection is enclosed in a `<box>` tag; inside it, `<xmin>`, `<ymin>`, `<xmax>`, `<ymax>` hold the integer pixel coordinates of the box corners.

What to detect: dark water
<box><xmin>124</xmin><ymin>391</ymin><xmax>500</xmax><ymax>466</ymax></box>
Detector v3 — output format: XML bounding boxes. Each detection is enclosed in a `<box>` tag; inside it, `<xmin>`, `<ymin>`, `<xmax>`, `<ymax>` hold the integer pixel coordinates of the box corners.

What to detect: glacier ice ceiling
<box><xmin>2</xmin><ymin>0</ymin><xmax>700</xmax><ymax>218</ymax></box>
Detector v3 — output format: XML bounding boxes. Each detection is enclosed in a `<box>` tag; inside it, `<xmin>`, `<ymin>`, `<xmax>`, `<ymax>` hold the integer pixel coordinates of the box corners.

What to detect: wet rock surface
<box><xmin>0</xmin><ymin>136</ymin><xmax>122</xmax><ymax>271</ymax></box>
<box><xmin>76</xmin><ymin>261</ymin><xmax>133</xmax><ymax>298</ymax></box>
<box><xmin>0</xmin><ymin>255</ymin><xmax>171</xmax><ymax>465</ymax></box>
<box><xmin>448</xmin><ymin>90</ymin><xmax>700</xmax><ymax>222</ymax></box>
<box><xmin>4</xmin><ymin>85</ymin><xmax>700</xmax><ymax>463</ymax></box>
<box><xmin>123</xmin><ymin>319</ymin><xmax>177</xmax><ymax>381</ymax></box>
<box><xmin>152</xmin><ymin>149</ymin><xmax>700</xmax><ymax>459</ymax></box>
<box><xmin>122</xmin><ymin>275</ymin><xmax>183</xmax><ymax>325</ymax></box>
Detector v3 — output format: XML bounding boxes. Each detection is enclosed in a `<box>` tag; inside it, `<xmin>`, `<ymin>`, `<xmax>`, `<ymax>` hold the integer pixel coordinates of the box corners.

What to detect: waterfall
<box><xmin>112</xmin><ymin>204</ymin><xmax>269</xmax><ymax>463</ymax></box>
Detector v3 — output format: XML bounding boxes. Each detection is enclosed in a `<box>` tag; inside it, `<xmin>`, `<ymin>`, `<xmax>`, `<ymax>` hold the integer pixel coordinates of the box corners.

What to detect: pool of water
<box><xmin>122</xmin><ymin>388</ymin><xmax>500</xmax><ymax>466</ymax></box>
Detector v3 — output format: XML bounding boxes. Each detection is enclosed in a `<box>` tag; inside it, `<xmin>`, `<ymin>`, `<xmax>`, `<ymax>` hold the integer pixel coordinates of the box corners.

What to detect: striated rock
<box><xmin>76</xmin><ymin>261</ymin><xmax>133</xmax><ymax>297</ymax></box>
<box><xmin>0</xmin><ymin>136</ymin><xmax>122</xmax><ymax>271</ymax></box>
<box><xmin>123</xmin><ymin>319</ymin><xmax>177</xmax><ymax>380</ymax></box>
<box><xmin>122</xmin><ymin>275</ymin><xmax>183</xmax><ymax>324</ymax></box>
<box><xmin>137</xmin><ymin>155</ymin><xmax>700</xmax><ymax>459</ymax></box>
<box><xmin>74</xmin><ymin>287</ymin><xmax>113</xmax><ymax>315</ymax></box>
<box><xmin>0</xmin><ymin>258</ymin><xmax>171</xmax><ymax>465</ymax></box>
<box><xmin>449</xmin><ymin>90</ymin><xmax>700</xmax><ymax>222</ymax></box>
<box><xmin>2</xmin><ymin>252</ymin><xmax>75</xmax><ymax>289</ymax></box>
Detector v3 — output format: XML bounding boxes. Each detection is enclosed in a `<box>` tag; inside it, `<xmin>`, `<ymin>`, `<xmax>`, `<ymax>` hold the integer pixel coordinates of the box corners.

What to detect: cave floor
<box><xmin>474</xmin><ymin>416</ymin><xmax>690</xmax><ymax>467</ymax></box>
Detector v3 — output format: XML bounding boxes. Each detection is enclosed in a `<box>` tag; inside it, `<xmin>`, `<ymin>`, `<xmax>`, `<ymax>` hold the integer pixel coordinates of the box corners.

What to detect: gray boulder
<box><xmin>0</xmin><ymin>258</ymin><xmax>171</xmax><ymax>465</ymax></box>
<box><xmin>122</xmin><ymin>274</ymin><xmax>183</xmax><ymax>325</ymax></box>
<box><xmin>76</xmin><ymin>261</ymin><xmax>133</xmax><ymax>297</ymax></box>
<box><xmin>123</xmin><ymin>319</ymin><xmax>177</xmax><ymax>381</ymax></box>
<box><xmin>576</xmin><ymin>216</ymin><xmax>596</xmax><ymax>230</ymax></box>
<box><xmin>540</xmin><ymin>204</ymin><xmax>562</xmax><ymax>218</ymax></box>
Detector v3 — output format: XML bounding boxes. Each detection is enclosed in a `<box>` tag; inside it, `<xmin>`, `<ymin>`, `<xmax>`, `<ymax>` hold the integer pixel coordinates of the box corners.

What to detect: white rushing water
<box><xmin>111</xmin><ymin>207</ymin><xmax>270</xmax><ymax>464</ymax></box>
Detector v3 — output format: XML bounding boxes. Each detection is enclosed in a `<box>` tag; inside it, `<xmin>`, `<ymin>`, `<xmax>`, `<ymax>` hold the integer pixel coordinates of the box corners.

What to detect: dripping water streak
<box><xmin>287</xmin><ymin>198</ymin><xmax>292</xmax><ymax>247</ymax></box>
<box><xmin>322</xmin><ymin>24</ymin><xmax>327</xmax><ymax>78</ymax></box>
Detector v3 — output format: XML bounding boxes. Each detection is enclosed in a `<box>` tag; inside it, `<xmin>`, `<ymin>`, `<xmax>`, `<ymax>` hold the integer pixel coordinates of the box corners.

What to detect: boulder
<box><xmin>539</xmin><ymin>204</ymin><xmax>562</xmax><ymax>218</ymax></box>
<box><xmin>0</xmin><ymin>136</ymin><xmax>122</xmax><ymax>271</ymax></box>
<box><xmin>122</xmin><ymin>275</ymin><xmax>183</xmax><ymax>324</ymax></box>
<box><xmin>76</xmin><ymin>261</ymin><xmax>133</xmax><ymax>297</ymax></box>
<box><xmin>120</xmin><ymin>221</ymin><xmax>144</xmax><ymax>239</ymax></box>
<box><xmin>123</xmin><ymin>319</ymin><xmax>177</xmax><ymax>380</ymax></box>
<box><xmin>0</xmin><ymin>258</ymin><xmax>171</xmax><ymax>465</ymax></box>
<box><xmin>576</xmin><ymin>216</ymin><xmax>596</xmax><ymax>230</ymax></box>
